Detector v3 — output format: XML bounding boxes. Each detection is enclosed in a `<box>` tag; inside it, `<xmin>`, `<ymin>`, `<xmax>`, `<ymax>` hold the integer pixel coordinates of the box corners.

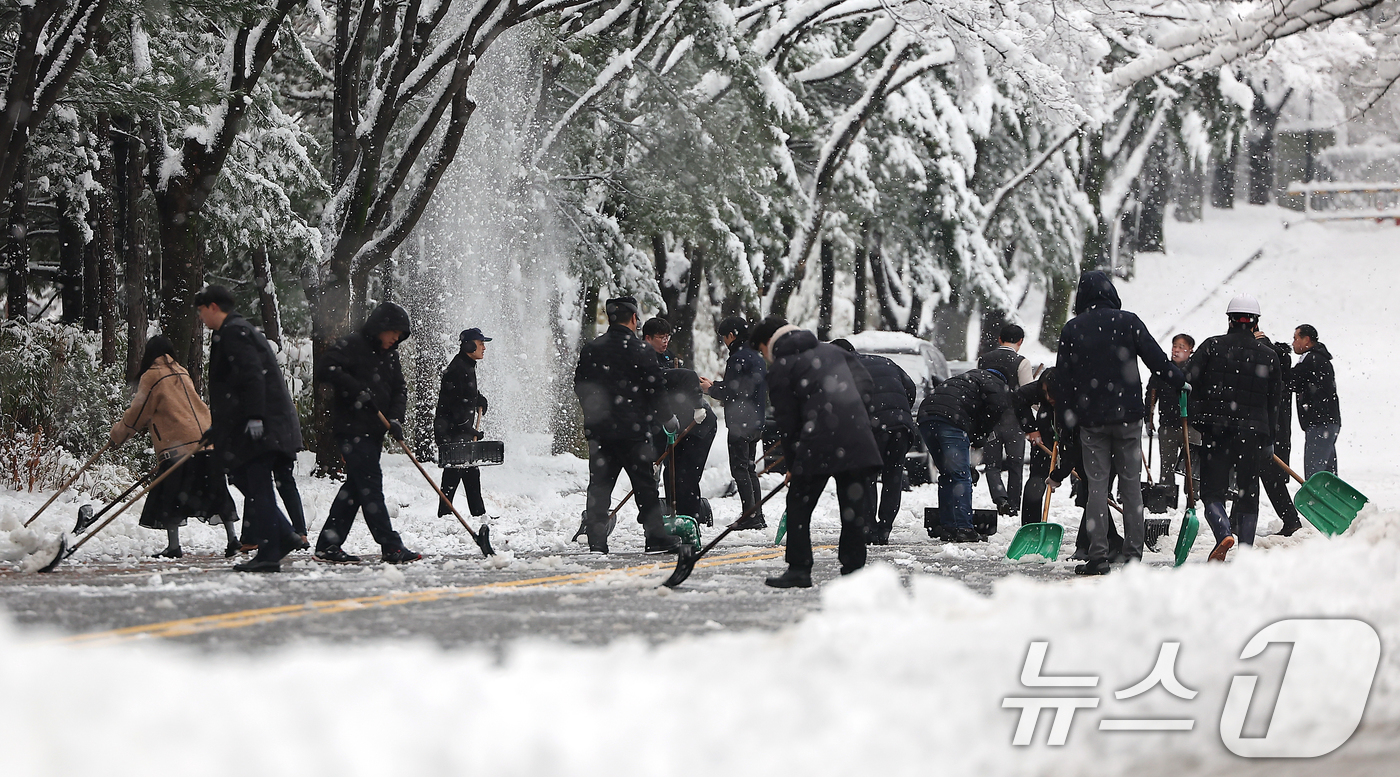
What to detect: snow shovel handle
<box><xmin>66</xmin><ymin>445</ymin><xmax>203</xmax><ymax>556</ymax></box>
<box><xmin>603</xmin><ymin>419</ymin><xmax>701</xmax><ymax>521</ymax></box>
<box><xmin>25</xmin><ymin>441</ymin><xmax>111</xmax><ymax>527</ymax></box>
<box><xmin>378</xmin><ymin>411</ymin><xmax>490</xmax><ymax>552</ymax></box>
<box><xmin>1179</xmin><ymin>393</ymin><xmax>1196</xmax><ymax>508</ymax></box>
<box><xmin>1273</xmin><ymin>454</ymin><xmax>1306</xmax><ymax>485</ymax></box>
<box><xmin>699</xmin><ymin>472</ymin><xmax>790</xmax><ymax>557</ymax></box>
<box><xmin>1041</xmin><ymin>442</ymin><xmax>1058</xmax><ymax>524</ymax></box>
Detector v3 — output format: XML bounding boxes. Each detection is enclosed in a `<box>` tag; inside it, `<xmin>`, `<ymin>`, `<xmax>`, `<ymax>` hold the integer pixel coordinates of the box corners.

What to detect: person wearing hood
<box><xmin>198</xmin><ymin>286</ymin><xmax>306</xmax><ymax>573</ymax></box>
<box><xmin>752</xmin><ymin>317</ymin><xmax>881</xmax><ymax>588</ymax></box>
<box><xmin>1184</xmin><ymin>295</ymin><xmax>1282</xmax><ymax>560</ymax></box>
<box><xmin>830</xmin><ymin>338</ymin><xmax>917</xmax><ymax>545</ymax></box>
<box><xmin>109</xmin><ymin>335</ymin><xmax>239</xmax><ymax>558</ymax></box>
<box><xmin>435</xmin><ymin>328</ymin><xmax>493</xmax><ymax>522</ymax></box>
<box><xmin>700</xmin><ymin>316</ymin><xmax>768</xmax><ymax>530</ymax></box>
<box><xmin>573</xmin><ymin>296</ymin><xmax>684</xmax><ymax>555</ymax></box>
<box><xmin>1055</xmin><ymin>271</ymin><xmax>1185</xmax><ymax>576</ymax></box>
<box><xmin>314</xmin><ymin>301</ymin><xmax>422</xmax><ymax>564</ymax></box>
<box><xmin>1287</xmin><ymin>324</ymin><xmax>1341</xmax><ymax>479</ymax></box>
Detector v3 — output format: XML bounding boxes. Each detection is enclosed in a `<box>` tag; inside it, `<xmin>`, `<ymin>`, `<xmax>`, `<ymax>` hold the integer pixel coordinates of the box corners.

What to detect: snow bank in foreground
<box><xmin>3</xmin><ymin>507</ymin><xmax>1397</xmax><ymax>776</ymax></box>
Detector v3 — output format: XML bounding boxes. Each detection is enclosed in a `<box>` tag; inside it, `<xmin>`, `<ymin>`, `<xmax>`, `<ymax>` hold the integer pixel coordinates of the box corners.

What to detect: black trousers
<box><xmin>317</xmin><ymin>435</ymin><xmax>404</xmax><ymax>553</ymax></box>
<box><xmin>585</xmin><ymin>438</ymin><xmax>665</xmax><ymax>543</ymax></box>
<box><xmin>1260</xmin><ymin>439</ymin><xmax>1299</xmax><ymax>527</ymax></box>
<box><xmin>227</xmin><ymin>452</ymin><xmax>296</xmax><ymax>563</ymax></box>
<box><xmin>240</xmin><ymin>453</ymin><xmax>305</xmax><ymax>545</ymax></box>
<box><xmin>983</xmin><ymin>423</ymin><xmax>1025</xmax><ymax>508</ymax></box>
<box><xmin>1201</xmin><ymin>427</ymin><xmax>1264</xmax><ymax>545</ymax></box>
<box><xmin>867</xmin><ymin>426</ymin><xmax>912</xmax><ymax>534</ymax></box>
<box><xmin>784</xmin><ymin>469</ymin><xmax>873</xmax><ymax>575</ymax></box>
<box><xmin>439</xmin><ymin>467</ymin><xmax>486</xmax><ymax>517</ymax></box>
<box><xmin>662</xmin><ymin>413</ymin><xmax>717</xmax><ymax>517</ymax></box>
<box><xmin>1021</xmin><ymin>440</ymin><xmax>1052</xmax><ymax>525</ymax></box>
<box><xmin>728</xmin><ymin>435</ymin><xmax>763</xmax><ymax>521</ymax></box>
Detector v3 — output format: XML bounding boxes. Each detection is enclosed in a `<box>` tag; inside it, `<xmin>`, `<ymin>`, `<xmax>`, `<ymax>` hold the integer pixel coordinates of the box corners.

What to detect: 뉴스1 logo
<box><xmin>1002</xmin><ymin>618</ymin><xmax>1380</xmax><ymax>757</ymax></box>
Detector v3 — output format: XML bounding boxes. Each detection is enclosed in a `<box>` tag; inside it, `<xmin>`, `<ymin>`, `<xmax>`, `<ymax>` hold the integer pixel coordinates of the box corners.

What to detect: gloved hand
<box><xmin>1046</xmin><ymin>476</ymin><xmax>1062</xmax><ymax>489</ymax></box>
<box><xmin>1262</xmin><ymin>443</ymin><xmax>1274</xmax><ymax>458</ymax></box>
<box><xmin>693</xmin><ymin>408</ymin><xmax>706</xmax><ymax>425</ymax></box>
<box><xmin>354</xmin><ymin>389</ymin><xmax>375</xmax><ymax>409</ymax></box>
<box><xmin>1182</xmin><ymin>382</ymin><xmax>1192</xmax><ymax>393</ymax></box>
<box><xmin>477</xmin><ymin>395</ymin><xmax>488</xmax><ymax>415</ymax></box>
<box><xmin>662</xmin><ymin>415</ymin><xmax>681</xmax><ymax>445</ymax></box>
<box><xmin>388</xmin><ymin>420</ymin><xmax>405</xmax><ymax>442</ymax></box>
<box><xmin>245</xmin><ymin>419</ymin><xmax>265</xmax><ymax>441</ymax></box>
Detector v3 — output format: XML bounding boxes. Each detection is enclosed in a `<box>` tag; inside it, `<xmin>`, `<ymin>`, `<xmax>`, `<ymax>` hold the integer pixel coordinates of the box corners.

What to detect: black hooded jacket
<box><xmin>916</xmin><ymin>368</ymin><xmax>1019</xmax><ymax>445</ymax></box>
<box><xmin>1055</xmin><ymin>271</ymin><xmax>1184</xmax><ymax>430</ymax></box>
<box><xmin>1287</xmin><ymin>342</ymin><xmax>1341</xmax><ymax>429</ymax></box>
<box><xmin>573</xmin><ymin>324</ymin><xmax>666</xmax><ymax>441</ymax></box>
<box><xmin>1184</xmin><ymin>324</ymin><xmax>1282</xmax><ymax>438</ymax></box>
<box><xmin>708</xmin><ymin>340</ymin><xmax>767</xmax><ymax>439</ymax></box>
<box><xmin>768</xmin><ymin>329</ymin><xmax>883</xmax><ymax>476</ymax></box>
<box><xmin>318</xmin><ymin>302</ymin><xmax>411</xmax><ymax>440</ymax></box>
<box><xmin>434</xmin><ymin>349</ymin><xmax>485</xmax><ymax>447</ymax></box>
<box><xmin>207</xmin><ymin>312</ymin><xmax>303</xmax><ymax>472</ymax></box>
<box><xmin>857</xmin><ymin>353</ymin><xmax>917</xmax><ymax>434</ymax></box>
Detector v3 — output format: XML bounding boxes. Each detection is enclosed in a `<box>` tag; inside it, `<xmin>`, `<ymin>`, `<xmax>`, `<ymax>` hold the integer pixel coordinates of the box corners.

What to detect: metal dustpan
<box><xmin>1292</xmin><ymin>470</ymin><xmax>1367</xmax><ymax>536</ymax></box>
<box><xmin>1007</xmin><ymin>441</ymin><xmax>1063</xmax><ymax>561</ymax></box>
<box><xmin>1173</xmin><ymin>393</ymin><xmax>1199</xmax><ymax>568</ymax></box>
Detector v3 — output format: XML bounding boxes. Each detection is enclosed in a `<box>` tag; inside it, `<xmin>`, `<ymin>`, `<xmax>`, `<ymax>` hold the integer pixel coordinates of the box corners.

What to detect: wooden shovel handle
<box><xmin>67</xmin><ymin>445</ymin><xmax>202</xmax><ymax>555</ymax></box>
<box><xmin>379</xmin><ymin>411</ymin><xmax>484</xmax><ymax>543</ymax></box>
<box><xmin>1041</xmin><ymin>442</ymin><xmax>1059</xmax><ymax>524</ymax></box>
<box><xmin>1273</xmin><ymin>454</ymin><xmax>1306</xmax><ymax>485</ymax></box>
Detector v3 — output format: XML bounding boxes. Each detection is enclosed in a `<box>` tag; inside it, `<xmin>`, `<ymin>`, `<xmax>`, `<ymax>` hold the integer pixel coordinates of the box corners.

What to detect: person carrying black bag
<box><xmin>435</xmin><ymin>328</ymin><xmax>494</xmax><ymax>521</ymax></box>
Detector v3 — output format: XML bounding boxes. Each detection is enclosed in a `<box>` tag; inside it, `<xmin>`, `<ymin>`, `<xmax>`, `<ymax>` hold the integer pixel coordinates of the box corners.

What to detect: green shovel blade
<box><xmin>663</xmin><ymin>514</ymin><xmax>702</xmax><ymax>551</ymax></box>
<box><xmin>774</xmin><ymin>512</ymin><xmax>787</xmax><ymax>546</ymax></box>
<box><xmin>1294</xmin><ymin>472</ymin><xmax>1368</xmax><ymax>537</ymax></box>
<box><xmin>1173</xmin><ymin>507</ymin><xmax>1199</xmax><ymax>567</ymax></box>
<box><xmin>1006</xmin><ymin>522</ymin><xmax>1063</xmax><ymax>561</ymax></box>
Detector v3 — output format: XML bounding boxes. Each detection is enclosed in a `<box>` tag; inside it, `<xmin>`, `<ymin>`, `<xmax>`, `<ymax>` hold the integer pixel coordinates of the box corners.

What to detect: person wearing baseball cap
<box><xmin>435</xmin><ymin>327</ymin><xmax>493</xmax><ymax>522</ymax></box>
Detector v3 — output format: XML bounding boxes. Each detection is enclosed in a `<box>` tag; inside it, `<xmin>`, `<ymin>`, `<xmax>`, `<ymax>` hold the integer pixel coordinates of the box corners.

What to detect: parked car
<box><xmin>845</xmin><ymin>331</ymin><xmax>951</xmax><ymax>486</ymax></box>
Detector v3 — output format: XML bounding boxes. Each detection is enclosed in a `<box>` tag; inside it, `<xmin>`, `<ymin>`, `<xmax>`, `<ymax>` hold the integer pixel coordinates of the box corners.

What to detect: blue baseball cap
<box><xmin>460</xmin><ymin>328</ymin><xmax>492</xmax><ymax>344</ymax></box>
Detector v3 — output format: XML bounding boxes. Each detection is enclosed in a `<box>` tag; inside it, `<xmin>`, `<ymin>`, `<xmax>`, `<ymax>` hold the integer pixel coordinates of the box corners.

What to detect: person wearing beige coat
<box><xmin>110</xmin><ymin>336</ymin><xmax>239</xmax><ymax>557</ymax></box>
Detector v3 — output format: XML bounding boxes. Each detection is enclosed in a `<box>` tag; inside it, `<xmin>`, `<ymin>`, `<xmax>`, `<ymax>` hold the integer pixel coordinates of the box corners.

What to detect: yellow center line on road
<box><xmin>58</xmin><ymin>545</ymin><xmax>797</xmax><ymax>647</ymax></box>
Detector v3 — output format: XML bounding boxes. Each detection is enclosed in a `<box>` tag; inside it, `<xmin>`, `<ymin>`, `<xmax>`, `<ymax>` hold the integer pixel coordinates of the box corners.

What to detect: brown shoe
<box><xmin>1208</xmin><ymin>535</ymin><xmax>1236</xmax><ymax>562</ymax></box>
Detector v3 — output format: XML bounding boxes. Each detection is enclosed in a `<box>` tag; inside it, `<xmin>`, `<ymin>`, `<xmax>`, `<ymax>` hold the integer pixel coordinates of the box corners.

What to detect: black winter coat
<box><xmin>978</xmin><ymin>346</ymin><xmax>1027</xmax><ymax>389</ymax></box>
<box><xmin>917</xmin><ymin>369</ymin><xmax>1019</xmax><ymax>445</ymax></box>
<box><xmin>319</xmin><ymin>302</ymin><xmax>411</xmax><ymax>440</ymax></box>
<box><xmin>574</xmin><ymin>324</ymin><xmax>666</xmax><ymax>442</ymax></box>
<box><xmin>1268</xmin><ymin>339</ymin><xmax>1294</xmax><ymax>449</ymax></box>
<box><xmin>768</xmin><ymin>329</ymin><xmax>882</xmax><ymax>476</ymax></box>
<box><xmin>1055</xmin><ymin>271</ymin><xmax>1184</xmax><ymax>429</ymax></box>
<box><xmin>434</xmin><ymin>350</ymin><xmax>486</xmax><ymax>447</ymax></box>
<box><xmin>206</xmin><ymin>312</ymin><xmax>303</xmax><ymax>472</ymax></box>
<box><xmin>857</xmin><ymin>353</ymin><xmax>916</xmax><ymax>433</ymax></box>
<box><xmin>708</xmin><ymin>341</ymin><xmax>767</xmax><ymax>440</ymax></box>
<box><xmin>1287</xmin><ymin>342</ymin><xmax>1341</xmax><ymax>429</ymax></box>
<box><xmin>1184</xmin><ymin>325</ymin><xmax>1281</xmax><ymax>439</ymax></box>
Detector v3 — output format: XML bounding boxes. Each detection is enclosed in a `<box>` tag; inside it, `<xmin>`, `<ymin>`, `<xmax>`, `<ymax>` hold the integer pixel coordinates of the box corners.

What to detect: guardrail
<box><xmin>1285</xmin><ymin>181</ymin><xmax>1400</xmax><ymax>223</ymax></box>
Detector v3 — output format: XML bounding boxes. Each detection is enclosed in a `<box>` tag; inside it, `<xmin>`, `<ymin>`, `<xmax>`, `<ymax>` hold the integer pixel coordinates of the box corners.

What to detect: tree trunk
<box><xmin>817</xmin><ymin>239</ymin><xmax>834</xmax><ymax>340</ymax></box>
<box><xmin>94</xmin><ymin>113</ymin><xmax>119</xmax><ymax>365</ymax></box>
<box><xmin>929</xmin><ymin>290</ymin><xmax>968</xmax><ymax>360</ymax></box>
<box><xmin>1129</xmin><ymin>136</ymin><xmax>1170</xmax><ymax>257</ymax></box>
<box><xmin>651</xmin><ymin>235</ymin><xmax>703</xmax><ymax>366</ymax></box>
<box><xmin>58</xmin><ymin>194</ymin><xmax>84</xmax><ymax>324</ymax></box>
<box><xmin>1211</xmin><ymin>141</ymin><xmax>1238</xmax><ymax>209</ymax></box>
<box><xmin>1040</xmin><ymin>275</ymin><xmax>1075</xmax><ymax>350</ymax></box>
<box><xmin>1080</xmin><ymin>129</ymin><xmax>1113</xmax><ymax>270</ymax></box>
<box><xmin>852</xmin><ymin>242</ymin><xmax>866</xmax><ymax>334</ymax></box>
<box><xmin>404</xmin><ymin>238</ymin><xmax>445</xmax><ymax>461</ymax></box>
<box><xmin>155</xmin><ymin>191</ymin><xmax>205</xmax><ymax>386</ymax></box>
<box><xmin>865</xmin><ymin>230</ymin><xmax>900</xmax><ymax>330</ymax></box>
<box><xmin>1248</xmin><ymin>89</ymin><xmax>1291</xmax><ymax>206</ymax></box>
<box><xmin>115</xmin><ymin>116</ymin><xmax>148</xmax><ymax>383</ymax></box>
<box><xmin>550</xmin><ymin>284</ymin><xmax>586</xmax><ymax>457</ymax></box>
<box><xmin>250</xmin><ymin>247</ymin><xmax>282</xmax><ymax>345</ymax></box>
<box><xmin>307</xmin><ymin>276</ymin><xmax>355</xmax><ymax>474</ymax></box>
<box><xmin>1174</xmin><ymin>152</ymin><xmax>1204</xmax><ymax>223</ymax></box>
<box><xmin>3</xmin><ymin>150</ymin><xmax>27</xmax><ymax>320</ymax></box>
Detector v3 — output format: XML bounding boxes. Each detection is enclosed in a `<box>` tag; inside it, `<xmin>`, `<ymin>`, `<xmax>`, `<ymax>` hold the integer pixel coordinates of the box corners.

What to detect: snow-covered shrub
<box><xmin>0</xmin><ymin>427</ymin><xmax>70</xmax><ymax>493</ymax></box>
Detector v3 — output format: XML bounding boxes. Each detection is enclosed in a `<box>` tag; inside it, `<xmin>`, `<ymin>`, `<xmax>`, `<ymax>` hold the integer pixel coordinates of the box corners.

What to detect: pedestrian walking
<box><xmin>1257</xmin><ymin>328</ymin><xmax>1303</xmax><ymax>535</ymax></box>
<box><xmin>1145</xmin><ymin>334</ymin><xmax>1202</xmax><ymax>494</ymax></box>
<box><xmin>573</xmin><ymin>297</ymin><xmax>683</xmax><ymax>554</ymax></box>
<box><xmin>1287</xmin><ymin>324</ymin><xmax>1341</xmax><ymax>478</ymax></box>
<box><xmin>1184</xmin><ymin>295</ymin><xmax>1282</xmax><ymax>561</ymax></box>
<box><xmin>197</xmin><ymin>285</ymin><xmax>306</xmax><ymax>573</ymax></box>
<box><xmin>917</xmin><ymin>366</ymin><xmax>1023</xmax><ymax>542</ymax></box>
<box><xmin>314</xmin><ymin>302</ymin><xmax>422</xmax><ymax>564</ymax></box>
<box><xmin>700</xmin><ymin>316</ymin><xmax>768</xmax><ymax>531</ymax></box>
<box><xmin>434</xmin><ymin>328</ymin><xmax>494</xmax><ymax>522</ymax></box>
<box><xmin>1055</xmin><ymin>271</ymin><xmax>1185</xmax><ymax>576</ymax></box>
<box><xmin>977</xmin><ymin>324</ymin><xmax>1036</xmax><ymax>516</ymax></box>
<box><xmin>831</xmin><ymin>339</ymin><xmax>916</xmax><ymax>545</ymax></box>
<box><xmin>754</xmin><ymin>318</ymin><xmax>881</xmax><ymax>588</ymax></box>
<box><xmin>109</xmin><ymin>335</ymin><xmax>239</xmax><ymax>558</ymax></box>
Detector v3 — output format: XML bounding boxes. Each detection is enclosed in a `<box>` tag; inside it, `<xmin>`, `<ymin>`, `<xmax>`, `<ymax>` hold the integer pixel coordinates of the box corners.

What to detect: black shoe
<box><xmin>224</xmin><ymin>542</ymin><xmax>240</xmax><ymax>558</ymax></box>
<box><xmin>732</xmin><ymin>514</ymin><xmax>767</xmax><ymax>531</ymax></box>
<box><xmin>314</xmin><ymin>546</ymin><xmax>362</xmax><ymax>564</ymax></box>
<box><xmin>152</xmin><ymin>547</ymin><xmax>183</xmax><ymax>559</ymax></box>
<box><xmin>995</xmin><ymin>499</ymin><xmax>1012</xmax><ymax>516</ymax></box>
<box><xmin>927</xmin><ymin>524</ymin><xmax>949</xmax><ymax>541</ymax></box>
<box><xmin>1279</xmin><ymin>518</ymin><xmax>1303</xmax><ymax>537</ymax></box>
<box><xmin>872</xmin><ymin>523</ymin><xmax>892</xmax><ymax>546</ymax></box>
<box><xmin>588</xmin><ymin>542</ymin><xmax>609</xmax><ymax>554</ymax></box>
<box><xmin>233</xmin><ymin>559</ymin><xmax>281</xmax><ymax>573</ymax></box>
<box><xmin>764</xmin><ymin>568</ymin><xmax>813</xmax><ymax>588</ymax></box>
<box><xmin>644</xmin><ymin>535</ymin><xmax>683</xmax><ymax>554</ymax></box>
<box><xmin>382</xmin><ymin>547</ymin><xmax>423</xmax><ymax>564</ymax></box>
<box><xmin>949</xmin><ymin>527</ymin><xmax>983</xmax><ymax>543</ymax></box>
<box><xmin>287</xmin><ymin>534</ymin><xmax>310</xmax><ymax>552</ymax></box>
<box><xmin>1074</xmin><ymin>558</ymin><xmax>1111</xmax><ymax>576</ymax></box>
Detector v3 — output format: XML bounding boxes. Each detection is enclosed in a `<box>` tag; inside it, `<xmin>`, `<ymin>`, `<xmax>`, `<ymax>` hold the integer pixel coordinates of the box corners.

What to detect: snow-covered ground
<box><xmin>2</xmin><ymin>206</ymin><xmax>1398</xmax><ymax>774</ymax></box>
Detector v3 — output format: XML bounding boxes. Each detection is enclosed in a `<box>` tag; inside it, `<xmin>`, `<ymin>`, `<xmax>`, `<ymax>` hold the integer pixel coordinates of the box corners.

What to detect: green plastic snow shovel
<box><xmin>1007</xmin><ymin>442</ymin><xmax>1063</xmax><ymax>561</ymax></box>
<box><xmin>1174</xmin><ymin>393</ymin><xmax>1200</xmax><ymax>567</ymax></box>
<box><xmin>774</xmin><ymin>512</ymin><xmax>787</xmax><ymax>546</ymax></box>
<box><xmin>1273</xmin><ymin>455</ymin><xmax>1367</xmax><ymax>536</ymax></box>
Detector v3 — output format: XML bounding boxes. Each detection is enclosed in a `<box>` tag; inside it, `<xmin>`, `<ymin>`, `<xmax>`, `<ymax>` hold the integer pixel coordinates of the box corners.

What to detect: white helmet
<box><xmin>1226</xmin><ymin>294</ymin><xmax>1261</xmax><ymax>317</ymax></box>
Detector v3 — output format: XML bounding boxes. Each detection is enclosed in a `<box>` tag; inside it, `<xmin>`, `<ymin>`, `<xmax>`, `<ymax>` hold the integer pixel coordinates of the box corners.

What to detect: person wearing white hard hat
<box><xmin>1183</xmin><ymin>294</ymin><xmax>1283</xmax><ymax>561</ymax></box>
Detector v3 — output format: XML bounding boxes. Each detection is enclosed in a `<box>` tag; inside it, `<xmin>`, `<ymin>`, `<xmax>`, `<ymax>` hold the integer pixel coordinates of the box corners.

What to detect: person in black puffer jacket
<box><xmin>198</xmin><ymin>285</ymin><xmax>305</xmax><ymax>573</ymax></box>
<box><xmin>832</xmin><ymin>339</ymin><xmax>916</xmax><ymax>545</ymax></box>
<box><xmin>977</xmin><ymin>324</ymin><xmax>1036</xmax><ymax>517</ymax></box>
<box><xmin>755</xmin><ymin>319</ymin><xmax>881</xmax><ymax>589</ymax></box>
<box><xmin>917</xmin><ymin>367</ymin><xmax>1022</xmax><ymax>542</ymax></box>
<box><xmin>314</xmin><ymin>301</ymin><xmax>421</xmax><ymax>564</ymax></box>
<box><xmin>1257</xmin><ymin>330</ymin><xmax>1301</xmax><ymax>535</ymax></box>
<box><xmin>1056</xmin><ymin>271</ymin><xmax>1184</xmax><ymax>575</ymax></box>
<box><xmin>1184</xmin><ymin>295</ymin><xmax>1282</xmax><ymax>560</ymax></box>
<box><xmin>1287</xmin><ymin>324</ymin><xmax>1341</xmax><ymax>478</ymax></box>
<box><xmin>435</xmin><ymin>328</ymin><xmax>492</xmax><ymax>520</ymax></box>
<box><xmin>702</xmin><ymin>316</ymin><xmax>769</xmax><ymax>530</ymax></box>
<box><xmin>573</xmin><ymin>297</ymin><xmax>682</xmax><ymax>555</ymax></box>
